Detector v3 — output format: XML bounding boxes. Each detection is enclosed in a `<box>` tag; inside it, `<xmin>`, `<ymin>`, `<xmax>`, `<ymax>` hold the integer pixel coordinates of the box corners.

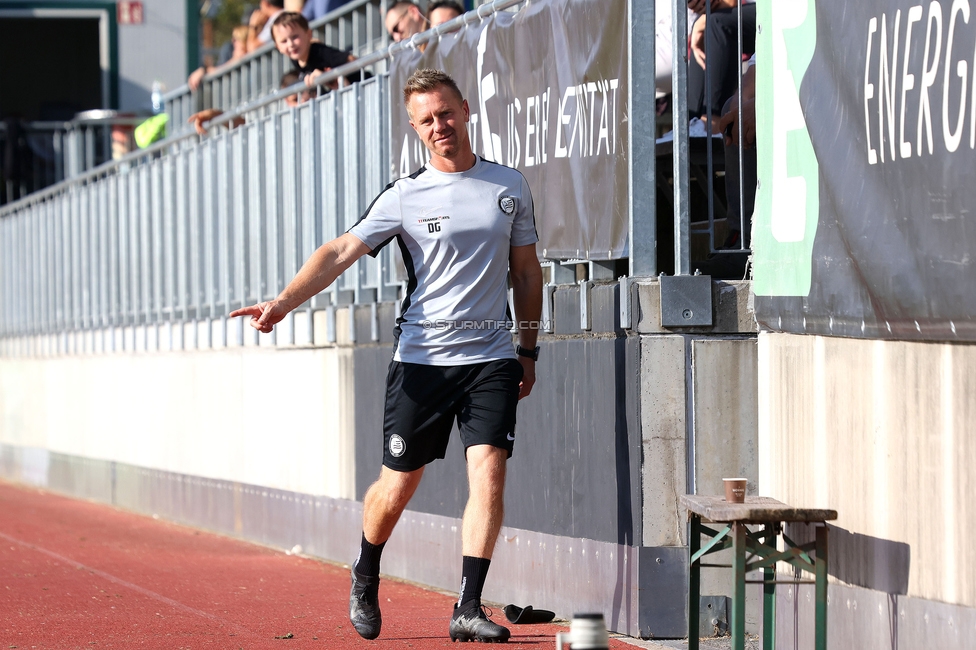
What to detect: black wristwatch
<box><xmin>516</xmin><ymin>345</ymin><xmax>540</xmax><ymax>361</ymax></box>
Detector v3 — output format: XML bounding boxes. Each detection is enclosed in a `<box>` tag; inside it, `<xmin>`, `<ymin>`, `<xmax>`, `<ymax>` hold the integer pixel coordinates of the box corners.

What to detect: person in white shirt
<box><xmin>230</xmin><ymin>68</ymin><xmax>543</xmax><ymax>644</ymax></box>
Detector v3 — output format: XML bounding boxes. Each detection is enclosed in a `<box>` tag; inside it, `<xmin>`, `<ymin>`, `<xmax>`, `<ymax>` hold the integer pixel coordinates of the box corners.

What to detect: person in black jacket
<box><xmin>271</xmin><ymin>12</ymin><xmax>370</xmax><ymax>90</ymax></box>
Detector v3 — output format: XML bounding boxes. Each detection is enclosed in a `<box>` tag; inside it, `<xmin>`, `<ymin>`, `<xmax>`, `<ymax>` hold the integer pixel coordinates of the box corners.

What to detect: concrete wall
<box><xmin>758</xmin><ymin>332</ymin><xmax>976</xmax><ymax>648</ymax></box>
<box><xmin>0</xmin><ymin>328</ymin><xmax>356</xmax><ymax>500</ymax></box>
<box><xmin>0</xmin><ymin>280</ymin><xmax>762</xmax><ymax>639</ymax></box>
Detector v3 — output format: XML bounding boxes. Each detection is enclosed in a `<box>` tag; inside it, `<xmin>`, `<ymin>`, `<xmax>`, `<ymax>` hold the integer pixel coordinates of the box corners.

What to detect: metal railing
<box><xmin>0</xmin><ymin>0</ymin><xmax>759</xmax><ymax>342</ymax></box>
<box><xmin>0</xmin><ymin>0</ymin><xmax>527</xmax><ymax>342</ymax></box>
<box><xmin>0</xmin><ymin>73</ymin><xmax>395</xmax><ymax>341</ymax></box>
<box><xmin>667</xmin><ymin>0</ymin><xmax>755</xmax><ymax>268</ymax></box>
<box><xmin>1</xmin><ymin>111</ymin><xmax>147</xmax><ymax>206</ymax></box>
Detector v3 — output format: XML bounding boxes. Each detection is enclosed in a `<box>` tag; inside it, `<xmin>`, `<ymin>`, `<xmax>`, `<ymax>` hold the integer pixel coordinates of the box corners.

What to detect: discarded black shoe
<box><xmin>449</xmin><ymin>600</ymin><xmax>511</xmax><ymax>643</ymax></box>
<box><xmin>349</xmin><ymin>567</ymin><xmax>381</xmax><ymax>640</ymax></box>
<box><xmin>503</xmin><ymin>604</ymin><xmax>556</xmax><ymax>624</ymax></box>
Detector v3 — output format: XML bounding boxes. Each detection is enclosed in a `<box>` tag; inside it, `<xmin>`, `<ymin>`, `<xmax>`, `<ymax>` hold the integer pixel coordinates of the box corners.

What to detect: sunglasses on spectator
<box><xmin>389</xmin><ymin>7</ymin><xmax>412</xmax><ymax>37</ymax></box>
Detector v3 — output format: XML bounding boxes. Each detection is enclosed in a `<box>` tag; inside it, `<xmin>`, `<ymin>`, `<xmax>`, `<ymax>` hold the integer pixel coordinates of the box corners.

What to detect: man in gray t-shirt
<box><xmin>231</xmin><ymin>69</ymin><xmax>543</xmax><ymax>643</ymax></box>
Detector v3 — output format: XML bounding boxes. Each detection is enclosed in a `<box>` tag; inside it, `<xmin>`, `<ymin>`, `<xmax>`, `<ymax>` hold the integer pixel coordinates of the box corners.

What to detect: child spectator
<box><xmin>280</xmin><ymin>71</ymin><xmax>313</xmax><ymax>107</ymax></box>
<box><xmin>271</xmin><ymin>12</ymin><xmax>369</xmax><ymax>89</ymax></box>
<box><xmin>427</xmin><ymin>0</ymin><xmax>463</xmax><ymax>28</ymax></box>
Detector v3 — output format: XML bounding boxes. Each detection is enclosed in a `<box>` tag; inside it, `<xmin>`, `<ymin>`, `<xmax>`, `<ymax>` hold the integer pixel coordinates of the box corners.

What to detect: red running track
<box><xmin>0</xmin><ymin>480</ymin><xmax>634</xmax><ymax>649</ymax></box>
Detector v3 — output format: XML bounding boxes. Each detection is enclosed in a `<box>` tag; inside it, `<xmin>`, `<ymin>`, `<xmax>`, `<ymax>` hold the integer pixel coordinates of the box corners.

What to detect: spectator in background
<box><xmin>271</xmin><ymin>12</ymin><xmax>369</xmax><ymax>89</ymax></box>
<box><xmin>428</xmin><ymin>0</ymin><xmax>464</xmax><ymax>28</ymax></box>
<box><xmin>187</xmin><ymin>24</ymin><xmax>249</xmax><ymax>91</ymax></box>
<box><xmin>654</xmin><ymin>0</ymin><xmax>696</xmax><ymax>98</ymax></box>
<box><xmin>301</xmin><ymin>0</ymin><xmax>355</xmax><ymax>21</ymax></box>
<box><xmin>280</xmin><ymin>71</ymin><xmax>313</xmax><ymax>107</ymax></box>
<box><xmin>687</xmin><ymin>0</ymin><xmax>756</xmax><ymax>121</ymax></box>
<box><xmin>385</xmin><ymin>1</ymin><xmax>427</xmax><ymax>42</ymax></box>
<box><xmin>247</xmin><ymin>0</ymin><xmax>286</xmax><ymax>52</ymax></box>
<box><xmin>698</xmin><ymin>54</ymin><xmax>757</xmax><ymax>280</ymax></box>
<box><xmin>187</xmin><ymin>70</ymin><xmax>309</xmax><ymax>137</ymax></box>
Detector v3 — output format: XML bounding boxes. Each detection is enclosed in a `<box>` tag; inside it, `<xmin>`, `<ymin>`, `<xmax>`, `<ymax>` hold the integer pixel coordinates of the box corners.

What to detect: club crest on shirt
<box><xmin>498</xmin><ymin>196</ymin><xmax>516</xmax><ymax>215</ymax></box>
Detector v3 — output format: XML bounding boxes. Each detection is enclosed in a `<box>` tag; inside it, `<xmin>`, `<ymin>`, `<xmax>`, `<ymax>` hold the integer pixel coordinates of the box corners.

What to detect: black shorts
<box><xmin>382</xmin><ymin>359</ymin><xmax>524</xmax><ymax>472</ymax></box>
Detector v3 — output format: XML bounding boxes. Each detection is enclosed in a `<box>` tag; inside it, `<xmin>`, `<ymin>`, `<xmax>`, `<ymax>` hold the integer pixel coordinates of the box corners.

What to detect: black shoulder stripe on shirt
<box><xmin>392</xmin><ymin>233</ymin><xmax>419</xmax><ymax>352</ymax></box>
<box><xmin>347</xmin><ymin>166</ymin><xmax>428</xmax><ymax>258</ymax></box>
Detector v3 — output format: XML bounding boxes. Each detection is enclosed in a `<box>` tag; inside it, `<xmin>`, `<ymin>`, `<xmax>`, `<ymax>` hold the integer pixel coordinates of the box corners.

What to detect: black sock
<box><xmin>354</xmin><ymin>533</ymin><xmax>385</xmax><ymax>578</ymax></box>
<box><xmin>457</xmin><ymin>556</ymin><xmax>491</xmax><ymax>610</ymax></box>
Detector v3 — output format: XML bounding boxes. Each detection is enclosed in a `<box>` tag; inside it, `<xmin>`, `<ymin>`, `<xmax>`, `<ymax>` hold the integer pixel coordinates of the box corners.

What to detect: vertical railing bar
<box><xmin>247</xmin><ymin>122</ymin><xmax>263</xmax><ymax>308</ymax></box>
<box><xmin>98</xmin><ymin>179</ymin><xmax>110</xmax><ymax>330</ymax></box>
<box><xmin>25</xmin><ymin>205</ymin><xmax>36</xmax><ymax>337</ymax></box>
<box><xmin>83</xmin><ymin>182</ymin><xmax>95</xmax><ymax>331</ymax></box>
<box><xmin>139</xmin><ymin>164</ymin><xmax>152</xmax><ymax>326</ymax></box>
<box><xmin>71</xmin><ymin>186</ymin><xmax>83</xmax><ymax>332</ymax></box>
<box><xmin>176</xmin><ymin>148</ymin><xmax>189</xmax><ymax>323</ymax></box>
<box><xmin>217</xmin><ymin>132</ymin><xmax>231</xmax><ymax>318</ymax></box>
<box><xmin>703</xmin><ymin>2</ymin><xmax>716</xmax><ymax>255</ymax></box>
<box><xmin>281</xmin><ymin>109</ymin><xmax>299</xmax><ymax>308</ymax></box>
<box><xmin>163</xmin><ymin>155</ymin><xmax>177</xmax><ymax>324</ymax></box>
<box><xmin>736</xmin><ymin>1</ymin><xmax>746</xmax><ymax>253</ymax></box>
<box><xmin>6</xmin><ymin>216</ymin><xmax>15</xmax><ymax>338</ymax></box>
<box><xmin>0</xmin><ymin>217</ymin><xmax>7</xmax><ymax>339</ymax></box>
<box><xmin>38</xmin><ymin>202</ymin><xmax>49</xmax><ymax>335</ymax></box>
<box><xmin>232</xmin><ymin>127</ymin><xmax>248</xmax><ymax>317</ymax></box>
<box><xmin>265</xmin><ymin>115</ymin><xmax>282</xmax><ymax>304</ymax></box>
<box><xmin>203</xmin><ymin>139</ymin><xmax>217</xmax><ymax>321</ymax></box>
<box><xmin>188</xmin><ymin>143</ymin><xmax>202</xmax><ymax>323</ymax></box>
<box><xmin>108</xmin><ymin>175</ymin><xmax>120</xmax><ymax>330</ymax></box>
<box><xmin>672</xmin><ymin>0</ymin><xmax>691</xmax><ymax>276</ymax></box>
<box><xmin>120</xmin><ymin>167</ymin><xmax>133</xmax><ymax>328</ymax></box>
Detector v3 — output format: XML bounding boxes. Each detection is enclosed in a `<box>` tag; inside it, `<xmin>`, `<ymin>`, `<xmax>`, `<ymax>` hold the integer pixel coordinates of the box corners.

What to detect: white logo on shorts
<box><xmin>389</xmin><ymin>434</ymin><xmax>406</xmax><ymax>457</ymax></box>
<box><xmin>506</xmin><ymin>432</ymin><xmax>516</xmax><ymax>441</ymax></box>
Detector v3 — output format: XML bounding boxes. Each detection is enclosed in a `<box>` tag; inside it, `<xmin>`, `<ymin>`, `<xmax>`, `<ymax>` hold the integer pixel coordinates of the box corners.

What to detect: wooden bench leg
<box><xmin>688</xmin><ymin>515</ymin><xmax>701</xmax><ymax>650</ymax></box>
<box><xmin>763</xmin><ymin>523</ymin><xmax>776</xmax><ymax>650</ymax></box>
<box><xmin>732</xmin><ymin>522</ymin><xmax>746</xmax><ymax>650</ymax></box>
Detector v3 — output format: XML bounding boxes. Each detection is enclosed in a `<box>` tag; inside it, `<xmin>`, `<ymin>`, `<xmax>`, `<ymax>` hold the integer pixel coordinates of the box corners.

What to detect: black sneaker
<box><xmin>349</xmin><ymin>567</ymin><xmax>381</xmax><ymax>640</ymax></box>
<box><xmin>449</xmin><ymin>600</ymin><xmax>511</xmax><ymax>643</ymax></box>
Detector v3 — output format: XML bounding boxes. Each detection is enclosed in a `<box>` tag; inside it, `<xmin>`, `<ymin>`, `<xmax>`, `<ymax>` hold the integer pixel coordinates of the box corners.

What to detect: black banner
<box><xmin>388</xmin><ymin>0</ymin><xmax>629</xmax><ymax>261</ymax></box>
<box><xmin>753</xmin><ymin>0</ymin><xmax>976</xmax><ymax>341</ymax></box>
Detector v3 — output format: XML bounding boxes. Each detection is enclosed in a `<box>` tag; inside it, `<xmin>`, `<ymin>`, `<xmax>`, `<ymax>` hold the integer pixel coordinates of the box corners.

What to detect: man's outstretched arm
<box><xmin>509</xmin><ymin>243</ymin><xmax>543</xmax><ymax>399</ymax></box>
<box><xmin>230</xmin><ymin>232</ymin><xmax>371</xmax><ymax>333</ymax></box>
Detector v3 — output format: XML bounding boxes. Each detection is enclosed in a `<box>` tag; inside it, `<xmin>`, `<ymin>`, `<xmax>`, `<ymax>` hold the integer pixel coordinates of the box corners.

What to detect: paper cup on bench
<box><xmin>723</xmin><ymin>478</ymin><xmax>747</xmax><ymax>503</ymax></box>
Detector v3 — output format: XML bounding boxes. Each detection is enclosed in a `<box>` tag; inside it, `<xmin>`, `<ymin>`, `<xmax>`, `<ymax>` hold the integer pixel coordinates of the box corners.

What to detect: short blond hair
<box><xmin>403</xmin><ymin>68</ymin><xmax>463</xmax><ymax>108</ymax></box>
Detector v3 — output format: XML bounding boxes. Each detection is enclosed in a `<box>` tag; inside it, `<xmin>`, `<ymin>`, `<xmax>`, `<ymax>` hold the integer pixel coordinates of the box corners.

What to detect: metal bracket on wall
<box><xmin>660</xmin><ymin>274</ymin><xmax>713</xmax><ymax>327</ymax></box>
<box><xmin>618</xmin><ymin>276</ymin><xmax>633</xmax><ymax>330</ymax></box>
<box><xmin>542</xmin><ymin>284</ymin><xmax>556</xmax><ymax>333</ymax></box>
<box><xmin>370</xmin><ymin>303</ymin><xmax>379</xmax><ymax>342</ymax></box>
<box><xmin>579</xmin><ymin>280</ymin><xmax>593</xmax><ymax>331</ymax></box>
<box><xmin>698</xmin><ymin>596</ymin><xmax>729</xmax><ymax>638</ymax></box>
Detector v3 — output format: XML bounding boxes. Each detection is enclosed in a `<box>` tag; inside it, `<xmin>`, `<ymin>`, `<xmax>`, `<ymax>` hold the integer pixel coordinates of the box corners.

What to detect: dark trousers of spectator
<box><xmin>688</xmin><ymin>4</ymin><xmax>757</xmax><ymax>119</ymax></box>
<box><xmin>724</xmin><ymin>142</ymin><xmax>756</xmax><ymax>247</ymax></box>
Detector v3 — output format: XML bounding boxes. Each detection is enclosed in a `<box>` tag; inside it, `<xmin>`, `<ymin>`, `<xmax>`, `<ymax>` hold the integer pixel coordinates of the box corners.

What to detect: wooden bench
<box><xmin>680</xmin><ymin>495</ymin><xmax>837</xmax><ymax>650</ymax></box>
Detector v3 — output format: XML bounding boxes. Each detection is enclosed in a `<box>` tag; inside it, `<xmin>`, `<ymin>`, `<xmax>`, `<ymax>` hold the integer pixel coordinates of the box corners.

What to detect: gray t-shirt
<box><xmin>349</xmin><ymin>157</ymin><xmax>538</xmax><ymax>366</ymax></box>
